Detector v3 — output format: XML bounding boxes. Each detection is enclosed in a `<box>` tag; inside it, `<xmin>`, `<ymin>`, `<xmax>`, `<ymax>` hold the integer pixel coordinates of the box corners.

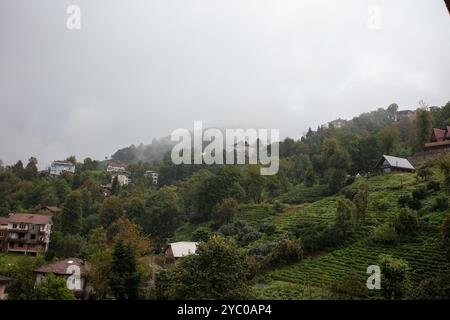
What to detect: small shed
<box><xmin>165</xmin><ymin>241</ymin><xmax>198</xmax><ymax>264</ymax></box>
<box><xmin>375</xmin><ymin>155</ymin><xmax>415</xmax><ymax>173</ymax></box>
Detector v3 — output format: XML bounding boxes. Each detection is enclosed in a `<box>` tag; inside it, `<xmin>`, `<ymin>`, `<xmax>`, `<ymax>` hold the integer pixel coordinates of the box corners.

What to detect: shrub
<box><xmin>427</xmin><ymin>180</ymin><xmax>440</xmax><ymax>192</ymax></box>
<box><xmin>395</xmin><ymin>208</ymin><xmax>419</xmax><ymax>237</ymax></box>
<box><xmin>373</xmin><ymin>198</ymin><xmax>390</xmax><ymax>212</ymax></box>
<box><xmin>432</xmin><ymin>196</ymin><xmax>449</xmax><ymax>212</ymax></box>
<box><xmin>258</xmin><ymin>222</ymin><xmax>276</xmax><ymax>236</ymax></box>
<box><xmin>407</xmin><ymin>197</ymin><xmax>421</xmax><ymax>210</ymax></box>
<box><xmin>371</xmin><ymin>224</ymin><xmax>399</xmax><ymax>245</ymax></box>
<box><xmin>397</xmin><ymin>195</ymin><xmax>411</xmax><ymax>208</ymax></box>
<box><xmin>273</xmin><ymin>200</ymin><xmax>287</xmax><ymax>212</ymax></box>
<box><xmin>268</xmin><ymin>239</ymin><xmax>303</xmax><ymax>265</ymax></box>
<box><xmin>412</xmin><ymin>187</ymin><xmax>428</xmax><ymax>200</ymax></box>
<box><xmin>192</xmin><ymin>227</ymin><xmax>211</xmax><ymax>242</ymax></box>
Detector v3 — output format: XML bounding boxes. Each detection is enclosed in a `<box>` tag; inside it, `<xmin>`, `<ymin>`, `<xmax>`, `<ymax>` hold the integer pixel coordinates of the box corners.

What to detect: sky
<box><xmin>0</xmin><ymin>0</ymin><xmax>449</xmax><ymax>169</ymax></box>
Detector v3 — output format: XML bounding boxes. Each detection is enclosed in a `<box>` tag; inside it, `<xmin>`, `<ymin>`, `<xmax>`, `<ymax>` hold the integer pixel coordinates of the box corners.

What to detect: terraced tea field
<box><xmin>258</xmin><ymin>231</ymin><xmax>450</xmax><ymax>299</ymax></box>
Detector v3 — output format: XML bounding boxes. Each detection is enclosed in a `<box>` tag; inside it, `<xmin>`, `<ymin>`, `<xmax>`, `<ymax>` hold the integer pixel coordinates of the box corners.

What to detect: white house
<box><xmin>165</xmin><ymin>241</ymin><xmax>197</xmax><ymax>263</ymax></box>
<box><xmin>50</xmin><ymin>161</ymin><xmax>75</xmax><ymax>176</ymax></box>
<box><xmin>112</xmin><ymin>174</ymin><xmax>129</xmax><ymax>186</ymax></box>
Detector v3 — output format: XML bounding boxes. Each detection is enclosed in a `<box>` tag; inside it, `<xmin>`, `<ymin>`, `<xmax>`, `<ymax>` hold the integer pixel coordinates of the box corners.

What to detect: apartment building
<box><xmin>0</xmin><ymin>214</ymin><xmax>52</xmax><ymax>255</ymax></box>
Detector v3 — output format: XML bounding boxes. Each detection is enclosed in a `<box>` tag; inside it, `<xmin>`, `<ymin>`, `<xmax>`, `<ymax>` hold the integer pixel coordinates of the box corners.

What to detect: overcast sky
<box><xmin>0</xmin><ymin>0</ymin><xmax>449</xmax><ymax>168</ymax></box>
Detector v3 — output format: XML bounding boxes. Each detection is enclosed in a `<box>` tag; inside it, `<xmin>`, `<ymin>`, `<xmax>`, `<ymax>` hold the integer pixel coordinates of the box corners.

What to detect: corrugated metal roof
<box><xmin>169</xmin><ymin>241</ymin><xmax>198</xmax><ymax>258</ymax></box>
<box><xmin>382</xmin><ymin>155</ymin><xmax>415</xmax><ymax>170</ymax></box>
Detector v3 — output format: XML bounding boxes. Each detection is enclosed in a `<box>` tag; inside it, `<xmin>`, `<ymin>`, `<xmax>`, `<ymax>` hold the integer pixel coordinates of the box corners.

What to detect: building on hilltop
<box><xmin>375</xmin><ymin>155</ymin><xmax>415</xmax><ymax>174</ymax></box>
<box><xmin>0</xmin><ymin>213</ymin><xmax>52</xmax><ymax>255</ymax></box>
<box><xmin>50</xmin><ymin>161</ymin><xmax>75</xmax><ymax>176</ymax></box>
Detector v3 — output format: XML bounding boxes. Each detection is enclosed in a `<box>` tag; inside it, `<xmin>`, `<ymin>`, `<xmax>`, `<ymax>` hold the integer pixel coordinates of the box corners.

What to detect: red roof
<box><xmin>0</xmin><ymin>217</ymin><xmax>9</xmax><ymax>225</ymax></box>
<box><xmin>433</xmin><ymin>128</ymin><xmax>446</xmax><ymax>141</ymax></box>
<box><xmin>6</xmin><ymin>214</ymin><xmax>52</xmax><ymax>225</ymax></box>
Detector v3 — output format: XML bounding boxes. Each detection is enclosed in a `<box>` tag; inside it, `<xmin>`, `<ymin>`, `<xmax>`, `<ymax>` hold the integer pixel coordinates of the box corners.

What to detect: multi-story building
<box><xmin>106</xmin><ymin>162</ymin><xmax>127</xmax><ymax>173</ymax></box>
<box><xmin>0</xmin><ymin>214</ymin><xmax>52</xmax><ymax>255</ymax></box>
<box><xmin>50</xmin><ymin>161</ymin><xmax>75</xmax><ymax>176</ymax></box>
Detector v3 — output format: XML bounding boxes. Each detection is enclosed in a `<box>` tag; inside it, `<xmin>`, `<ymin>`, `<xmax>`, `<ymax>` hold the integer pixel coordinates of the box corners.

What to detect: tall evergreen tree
<box><xmin>108</xmin><ymin>241</ymin><xmax>140</xmax><ymax>300</ymax></box>
<box><xmin>60</xmin><ymin>191</ymin><xmax>83</xmax><ymax>235</ymax></box>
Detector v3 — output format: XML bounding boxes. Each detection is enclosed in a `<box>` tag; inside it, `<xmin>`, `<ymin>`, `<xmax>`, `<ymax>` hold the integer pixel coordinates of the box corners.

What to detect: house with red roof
<box><xmin>0</xmin><ymin>213</ymin><xmax>52</xmax><ymax>255</ymax></box>
<box><xmin>425</xmin><ymin>126</ymin><xmax>450</xmax><ymax>151</ymax></box>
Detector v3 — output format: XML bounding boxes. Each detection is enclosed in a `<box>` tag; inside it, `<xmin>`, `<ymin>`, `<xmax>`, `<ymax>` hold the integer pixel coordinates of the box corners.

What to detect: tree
<box><xmin>111</xmin><ymin>176</ymin><xmax>120</xmax><ymax>196</ymax></box>
<box><xmin>268</xmin><ymin>238</ymin><xmax>303</xmax><ymax>265</ymax></box>
<box><xmin>212</xmin><ymin>197</ymin><xmax>238</xmax><ymax>228</ymax></box>
<box><xmin>417</xmin><ymin>167</ymin><xmax>433</xmax><ymax>181</ymax></box>
<box><xmin>304</xmin><ymin>167</ymin><xmax>315</xmax><ymax>187</ymax></box>
<box><xmin>108</xmin><ymin>241</ymin><xmax>140</xmax><ymax>300</ymax></box>
<box><xmin>100</xmin><ymin>196</ymin><xmax>125</xmax><ymax>227</ymax></box>
<box><xmin>242</xmin><ymin>165</ymin><xmax>265</xmax><ymax>203</ymax></box>
<box><xmin>33</xmin><ymin>273</ymin><xmax>76</xmax><ymax>300</ymax></box>
<box><xmin>414</xmin><ymin>108</ymin><xmax>432</xmax><ymax>151</ymax></box>
<box><xmin>377</xmin><ymin>126</ymin><xmax>400</xmax><ymax>155</ymax></box>
<box><xmin>394</xmin><ymin>208</ymin><xmax>418</xmax><ymax>238</ymax></box>
<box><xmin>437</xmin><ymin>152</ymin><xmax>450</xmax><ymax>193</ymax></box>
<box><xmin>378</xmin><ymin>254</ymin><xmax>410</xmax><ymax>299</ymax></box>
<box><xmin>24</xmin><ymin>157</ymin><xmax>38</xmax><ymax>181</ymax></box>
<box><xmin>60</xmin><ymin>191</ymin><xmax>83</xmax><ymax>235</ymax></box>
<box><xmin>336</xmin><ymin>197</ymin><xmax>354</xmax><ymax>226</ymax></box>
<box><xmin>112</xmin><ymin>217</ymin><xmax>151</xmax><ymax>257</ymax></box>
<box><xmin>160</xmin><ymin>235</ymin><xmax>254</xmax><ymax>299</ymax></box>
<box><xmin>88</xmin><ymin>249</ymin><xmax>113</xmax><ymax>299</ymax></box>
<box><xmin>353</xmin><ymin>184</ymin><xmax>369</xmax><ymax>222</ymax></box>
<box><xmin>143</xmin><ymin>186</ymin><xmax>182</xmax><ymax>242</ymax></box>
<box><xmin>4</xmin><ymin>256</ymin><xmax>44</xmax><ymax>300</ymax></box>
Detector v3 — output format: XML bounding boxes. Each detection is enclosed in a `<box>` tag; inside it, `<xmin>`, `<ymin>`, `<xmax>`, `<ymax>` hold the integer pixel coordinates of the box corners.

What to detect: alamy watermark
<box><xmin>170</xmin><ymin>121</ymin><xmax>279</xmax><ymax>175</ymax></box>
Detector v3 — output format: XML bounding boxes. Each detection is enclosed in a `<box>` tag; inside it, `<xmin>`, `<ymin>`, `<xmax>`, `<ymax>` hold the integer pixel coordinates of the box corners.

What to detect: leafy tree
<box><xmin>304</xmin><ymin>167</ymin><xmax>315</xmax><ymax>187</ymax></box>
<box><xmin>353</xmin><ymin>184</ymin><xmax>369</xmax><ymax>222</ymax></box>
<box><xmin>212</xmin><ymin>197</ymin><xmax>238</xmax><ymax>228</ymax></box>
<box><xmin>268</xmin><ymin>238</ymin><xmax>303</xmax><ymax>265</ymax></box>
<box><xmin>5</xmin><ymin>256</ymin><xmax>45</xmax><ymax>300</ymax></box>
<box><xmin>160</xmin><ymin>235</ymin><xmax>254</xmax><ymax>299</ymax></box>
<box><xmin>394</xmin><ymin>208</ymin><xmax>418</xmax><ymax>237</ymax></box>
<box><xmin>111</xmin><ymin>175</ymin><xmax>120</xmax><ymax>196</ymax></box>
<box><xmin>378</xmin><ymin>254</ymin><xmax>410</xmax><ymax>299</ymax></box>
<box><xmin>111</xmin><ymin>217</ymin><xmax>151</xmax><ymax>257</ymax></box>
<box><xmin>24</xmin><ymin>157</ymin><xmax>38</xmax><ymax>181</ymax></box>
<box><xmin>108</xmin><ymin>241</ymin><xmax>140</xmax><ymax>300</ymax></box>
<box><xmin>336</xmin><ymin>197</ymin><xmax>353</xmax><ymax>223</ymax></box>
<box><xmin>88</xmin><ymin>249</ymin><xmax>113</xmax><ymax>299</ymax></box>
<box><xmin>60</xmin><ymin>191</ymin><xmax>83</xmax><ymax>235</ymax></box>
<box><xmin>412</xmin><ymin>274</ymin><xmax>450</xmax><ymax>300</ymax></box>
<box><xmin>33</xmin><ymin>273</ymin><xmax>76</xmax><ymax>300</ymax></box>
<box><xmin>243</xmin><ymin>165</ymin><xmax>266</xmax><ymax>203</ymax></box>
<box><xmin>437</xmin><ymin>152</ymin><xmax>450</xmax><ymax>193</ymax></box>
<box><xmin>100</xmin><ymin>196</ymin><xmax>125</xmax><ymax>227</ymax></box>
<box><xmin>377</xmin><ymin>126</ymin><xmax>400</xmax><ymax>155</ymax></box>
<box><xmin>417</xmin><ymin>167</ymin><xmax>433</xmax><ymax>181</ymax></box>
<box><xmin>414</xmin><ymin>108</ymin><xmax>432</xmax><ymax>151</ymax></box>
<box><xmin>143</xmin><ymin>186</ymin><xmax>182</xmax><ymax>242</ymax></box>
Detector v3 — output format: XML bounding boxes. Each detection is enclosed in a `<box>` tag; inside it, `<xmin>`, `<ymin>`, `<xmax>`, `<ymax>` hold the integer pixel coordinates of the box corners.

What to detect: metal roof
<box><xmin>379</xmin><ymin>155</ymin><xmax>415</xmax><ymax>170</ymax></box>
<box><xmin>169</xmin><ymin>241</ymin><xmax>198</xmax><ymax>258</ymax></box>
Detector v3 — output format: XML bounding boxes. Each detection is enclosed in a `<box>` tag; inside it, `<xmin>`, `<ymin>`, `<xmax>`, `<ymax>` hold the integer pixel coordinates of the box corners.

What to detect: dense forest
<box><xmin>1</xmin><ymin>101</ymin><xmax>450</xmax><ymax>300</ymax></box>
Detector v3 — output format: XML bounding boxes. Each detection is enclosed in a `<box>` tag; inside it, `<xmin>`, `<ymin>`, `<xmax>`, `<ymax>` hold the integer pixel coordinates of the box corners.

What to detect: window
<box><xmin>30</xmin><ymin>234</ymin><xmax>36</xmax><ymax>240</ymax></box>
<box><xmin>20</xmin><ymin>224</ymin><xmax>26</xmax><ymax>229</ymax></box>
<box><xmin>18</xmin><ymin>243</ymin><xmax>23</xmax><ymax>248</ymax></box>
<box><xmin>0</xmin><ymin>232</ymin><xmax>4</xmax><ymax>237</ymax></box>
<box><xmin>12</xmin><ymin>224</ymin><xmax>17</xmax><ymax>229</ymax></box>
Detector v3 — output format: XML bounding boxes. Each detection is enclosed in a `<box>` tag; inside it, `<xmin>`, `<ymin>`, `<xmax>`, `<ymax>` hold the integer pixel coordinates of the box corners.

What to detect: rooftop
<box><xmin>169</xmin><ymin>241</ymin><xmax>198</xmax><ymax>258</ymax></box>
<box><xmin>34</xmin><ymin>258</ymin><xmax>90</xmax><ymax>276</ymax></box>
